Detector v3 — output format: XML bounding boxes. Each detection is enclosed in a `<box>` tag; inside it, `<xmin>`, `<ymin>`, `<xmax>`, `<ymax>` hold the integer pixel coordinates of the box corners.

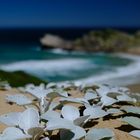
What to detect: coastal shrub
<box><xmin>0</xmin><ymin>82</ymin><xmax>140</xmax><ymax>140</ymax></box>
<box><xmin>0</xmin><ymin>70</ymin><xmax>46</xmax><ymax>87</ymax></box>
<box><xmin>73</xmin><ymin>29</ymin><xmax>140</xmax><ymax>52</ymax></box>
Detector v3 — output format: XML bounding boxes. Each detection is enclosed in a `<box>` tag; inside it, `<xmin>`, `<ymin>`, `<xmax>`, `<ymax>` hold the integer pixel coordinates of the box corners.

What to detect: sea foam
<box><xmin>74</xmin><ymin>53</ymin><xmax>140</xmax><ymax>86</ymax></box>
<box><xmin>0</xmin><ymin>58</ymin><xmax>94</xmax><ymax>78</ymax></box>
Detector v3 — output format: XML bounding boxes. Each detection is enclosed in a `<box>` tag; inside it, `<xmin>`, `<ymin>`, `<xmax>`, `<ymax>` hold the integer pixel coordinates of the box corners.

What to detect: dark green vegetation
<box><xmin>73</xmin><ymin>29</ymin><xmax>140</xmax><ymax>52</ymax></box>
<box><xmin>41</xmin><ymin>29</ymin><xmax>140</xmax><ymax>52</ymax></box>
<box><xmin>0</xmin><ymin>70</ymin><xmax>45</xmax><ymax>87</ymax></box>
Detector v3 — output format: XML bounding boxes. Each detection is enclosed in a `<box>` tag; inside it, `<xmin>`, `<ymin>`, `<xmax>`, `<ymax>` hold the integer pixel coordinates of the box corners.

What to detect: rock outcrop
<box><xmin>40</xmin><ymin>29</ymin><xmax>140</xmax><ymax>52</ymax></box>
<box><xmin>40</xmin><ymin>34</ymin><xmax>74</xmax><ymax>51</ymax></box>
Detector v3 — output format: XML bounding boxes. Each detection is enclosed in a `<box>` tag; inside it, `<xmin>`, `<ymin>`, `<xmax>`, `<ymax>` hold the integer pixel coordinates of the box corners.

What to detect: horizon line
<box><xmin>0</xmin><ymin>26</ymin><xmax>140</xmax><ymax>30</ymax></box>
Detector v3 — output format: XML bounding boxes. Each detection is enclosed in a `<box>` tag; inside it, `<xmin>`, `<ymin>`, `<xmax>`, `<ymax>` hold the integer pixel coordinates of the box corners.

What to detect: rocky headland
<box><xmin>40</xmin><ymin>29</ymin><xmax>140</xmax><ymax>53</ymax></box>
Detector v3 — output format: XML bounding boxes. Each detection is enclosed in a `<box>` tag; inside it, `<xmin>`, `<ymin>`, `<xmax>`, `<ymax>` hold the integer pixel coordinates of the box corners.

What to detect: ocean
<box><xmin>0</xmin><ymin>27</ymin><xmax>140</xmax><ymax>86</ymax></box>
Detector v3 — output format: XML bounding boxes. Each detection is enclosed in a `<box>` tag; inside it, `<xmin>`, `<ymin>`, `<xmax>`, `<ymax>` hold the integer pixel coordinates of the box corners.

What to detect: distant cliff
<box><xmin>40</xmin><ymin>29</ymin><xmax>140</xmax><ymax>53</ymax></box>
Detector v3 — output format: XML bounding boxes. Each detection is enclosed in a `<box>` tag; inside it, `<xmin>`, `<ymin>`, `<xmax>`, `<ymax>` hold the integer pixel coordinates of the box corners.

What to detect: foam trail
<box><xmin>74</xmin><ymin>53</ymin><xmax>140</xmax><ymax>86</ymax></box>
<box><xmin>0</xmin><ymin>58</ymin><xmax>93</xmax><ymax>76</ymax></box>
<box><xmin>48</xmin><ymin>48</ymin><xmax>70</xmax><ymax>54</ymax></box>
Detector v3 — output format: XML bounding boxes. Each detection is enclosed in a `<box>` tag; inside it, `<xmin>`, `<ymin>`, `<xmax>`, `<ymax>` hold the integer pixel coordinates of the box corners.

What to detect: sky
<box><xmin>0</xmin><ymin>0</ymin><xmax>140</xmax><ymax>28</ymax></box>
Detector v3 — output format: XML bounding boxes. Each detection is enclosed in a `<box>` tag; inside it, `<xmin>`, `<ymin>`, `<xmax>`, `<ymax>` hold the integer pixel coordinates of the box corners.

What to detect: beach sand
<box><xmin>127</xmin><ymin>83</ymin><xmax>140</xmax><ymax>93</ymax></box>
<box><xmin>0</xmin><ymin>89</ymin><xmax>25</xmax><ymax>131</ymax></box>
<box><xmin>127</xmin><ymin>47</ymin><xmax>140</xmax><ymax>56</ymax></box>
<box><xmin>0</xmin><ymin>85</ymin><xmax>139</xmax><ymax>140</ymax></box>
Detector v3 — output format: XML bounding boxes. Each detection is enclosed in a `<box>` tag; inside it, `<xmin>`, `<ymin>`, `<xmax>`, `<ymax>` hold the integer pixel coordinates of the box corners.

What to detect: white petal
<box><xmin>74</xmin><ymin>115</ymin><xmax>90</xmax><ymax>126</ymax></box>
<box><xmin>101</xmin><ymin>96</ymin><xmax>117</xmax><ymax>107</ymax></box>
<box><xmin>96</xmin><ymin>85</ymin><xmax>110</xmax><ymax>96</ymax></box>
<box><xmin>121</xmin><ymin>106</ymin><xmax>140</xmax><ymax>114</ymax></box>
<box><xmin>0</xmin><ymin>112</ymin><xmax>21</xmax><ymax>126</ymax></box>
<box><xmin>76</xmin><ymin>98</ymin><xmax>90</xmax><ymax>104</ymax></box>
<box><xmin>118</xmin><ymin>87</ymin><xmax>130</xmax><ymax>92</ymax></box>
<box><xmin>122</xmin><ymin>116</ymin><xmax>140</xmax><ymax>129</ymax></box>
<box><xmin>25</xmin><ymin>86</ymin><xmax>47</xmax><ymax>99</ymax></box>
<box><xmin>41</xmin><ymin>110</ymin><xmax>60</xmax><ymax>120</ymax></box>
<box><xmin>117</xmin><ymin>94</ymin><xmax>136</xmax><ymax>102</ymax></box>
<box><xmin>40</xmin><ymin>97</ymin><xmax>49</xmax><ymax>113</ymax></box>
<box><xmin>46</xmin><ymin>118</ymin><xmax>75</xmax><ymax>130</ymax></box>
<box><xmin>108</xmin><ymin>86</ymin><xmax>129</xmax><ymax>94</ymax></box>
<box><xmin>129</xmin><ymin>130</ymin><xmax>140</xmax><ymax>139</ymax></box>
<box><xmin>46</xmin><ymin>89</ymin><xmax>68</xmax><ymax>99</ymax></box>
<box><xmin>60</xmin><ymin>97</ymin><xmax>84</xmax><ymax>104</ymax></box>
<box><xmin>97</xmin><ymin>85</ymin><xmax>128</xmax><ymax>98</ymax></box>
<box><xmin>84</xmin><ymin>106</ymin><xmax>108</xmax><ymax>119</ymax></box>
<box><xmin>39</xmin><ymin>83</ymin><xmax>45</xmax><ymax>90</ymax></box>
<box><xmin>41</xmin><ymin>137</ymin><xmax>50</xmax><ymax>140</ymax></box>
<box><xmin>46</xmin><ymin>82</ymin><xmax>57</xmax><ymax>89</ymax></box>
<box><xmin>84</xmin><ymin>92</ymin><xmax>98</xmax><ymax>100</ymax></box>
<box><xmin>19</xmin><ymin>108</ymin><xmax>39</xmax><ymax>132</ymax></box>
<box><xmin>85</xmin><ymin>128</ymin><xmax>114</xmax><ymax>140</ymax></box>
<box><xmin>54</xmin><ymin>88</ymin><xmax>68</xmax><ymax>97</ymax></box>
<box><xmin>130</xmin><ymin>93</ymin><xmax>140</xmax><ymax>102</ymax></box>
<box><xmin>48</xmin><ymin>101</ymin><xmax>60</xmax><ymax>110</ymax></box>
<box><xmin>0</xmin><ymin>127</ymin><xmax>32</xmax><ymax>140</ymax></box>
<box><xmin>59</xmin><ymin>90</ymin><xmax>68</xmax><ymax>97</ymax></box>
<box><xmin>61</xmin><ymin>105</ymin><xmax>80</xmax><ymax>121</ymax></box>
<box><xmin>25</xmin><ymin>83</ymin><xmax>35</xmax><ymax>89</ymax></box>
<box><xmin>107</xmin><ymin>108</ymin><xmax>122</xmax><ymax>114</ymax></box>
<box><xmin>6</xmin><ymin>94</ymin><xmax>32</xmax><ymax>105</ymax></box>
<box><xmin>71</xmin><ymin>126</ymin><xmax>86</xmax><ymax>140</ymax></box>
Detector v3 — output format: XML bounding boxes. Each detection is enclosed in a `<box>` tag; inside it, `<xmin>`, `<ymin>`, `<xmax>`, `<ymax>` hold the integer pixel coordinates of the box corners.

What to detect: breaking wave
<box><xmin>1</xmin><ymin>53</ymin><xmax>140</xmax><ymax>86</ymax></box>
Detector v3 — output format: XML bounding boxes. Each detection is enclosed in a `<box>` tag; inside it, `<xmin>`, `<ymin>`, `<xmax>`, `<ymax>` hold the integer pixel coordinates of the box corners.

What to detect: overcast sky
<box><xmin>0</xmin><ymin>0</ymin><xmax>140</xmax><ymax>28</ymax></box>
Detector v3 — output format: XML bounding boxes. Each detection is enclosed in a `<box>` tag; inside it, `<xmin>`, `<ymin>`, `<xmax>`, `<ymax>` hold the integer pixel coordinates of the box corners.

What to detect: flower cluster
<box><xmin>0</xmin><ymin>82</ymin><xmax>140</xmax><ymax>140</ymax></box>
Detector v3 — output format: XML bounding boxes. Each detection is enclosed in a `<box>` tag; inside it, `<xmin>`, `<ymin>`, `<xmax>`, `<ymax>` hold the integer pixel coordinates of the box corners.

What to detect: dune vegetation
<box><xmin>0</xmin><ymin>82</ymin><xmax>140</xmax><ymax>140</ymax></box>
<box><xmin>0</xmin><ymin>70</ymin><xmax>45</xmax><ymax>87</ymax></box>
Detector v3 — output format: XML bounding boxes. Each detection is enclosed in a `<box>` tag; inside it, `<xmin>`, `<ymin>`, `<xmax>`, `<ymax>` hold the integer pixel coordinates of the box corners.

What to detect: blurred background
<box><xmin>0</xmin><ymin>0</ymin><xmax>140</xmax><ymax>88</ymax></box>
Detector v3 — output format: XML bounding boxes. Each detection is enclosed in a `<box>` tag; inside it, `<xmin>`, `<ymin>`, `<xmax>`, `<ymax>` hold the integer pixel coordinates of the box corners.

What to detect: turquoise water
<box><xmin>0</xmin><ymin>43</ymin><xmax>139</xmax><ymax>85</ymax></box>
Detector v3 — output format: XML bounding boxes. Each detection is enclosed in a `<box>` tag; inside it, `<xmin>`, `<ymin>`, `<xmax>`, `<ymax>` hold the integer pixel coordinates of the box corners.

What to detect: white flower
<box><xmin>0</xmin><ymin>127</ymin><xmax>32</xmax><ymax>140</ymax></box>
<box><xmin>0</xmin><ymin>108</ymin><xmax>41</xmax><ymax>135</ymax></box>
<box><xmin>42</xmin><ymin>105</ymin><xmax>88</xmax><ymax>140</ymax></box>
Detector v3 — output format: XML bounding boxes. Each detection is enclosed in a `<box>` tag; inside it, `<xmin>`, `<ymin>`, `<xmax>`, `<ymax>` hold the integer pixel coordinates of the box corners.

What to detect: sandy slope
<box><xmin>127</xmin><ymin>47</ymin><xmax>140</xmax><ymax>55</ymax></box>
<box><xmin>0</xmin><ymin>87</ymin><xmax>139</xmax><ymax>140</ymax></box>
<box><xmin>0</xmin><ymin>89</ymin><xmax>24</xmax><ymax>131</ymax></box>
<box><xmin>127</xmin><ymin>83</ymin><xmax>140</xmax><ymax>93</ymax></box>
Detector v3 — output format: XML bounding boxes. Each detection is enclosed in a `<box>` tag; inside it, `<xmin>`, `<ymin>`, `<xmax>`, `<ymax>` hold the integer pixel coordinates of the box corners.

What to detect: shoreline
<box><xmin>119</xmin><ymin>48</ymin><xmax>140</xmax><ymax>93</ymax></box>
<box><xmin>0</xmin><ymin>51</ymin><xmax>140</xmax><ymax>87</ymax></box>
<box><xmin>73</xmin><ymin>52</ymin><xmax>140</xmax><ymax>86</ymax></box>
